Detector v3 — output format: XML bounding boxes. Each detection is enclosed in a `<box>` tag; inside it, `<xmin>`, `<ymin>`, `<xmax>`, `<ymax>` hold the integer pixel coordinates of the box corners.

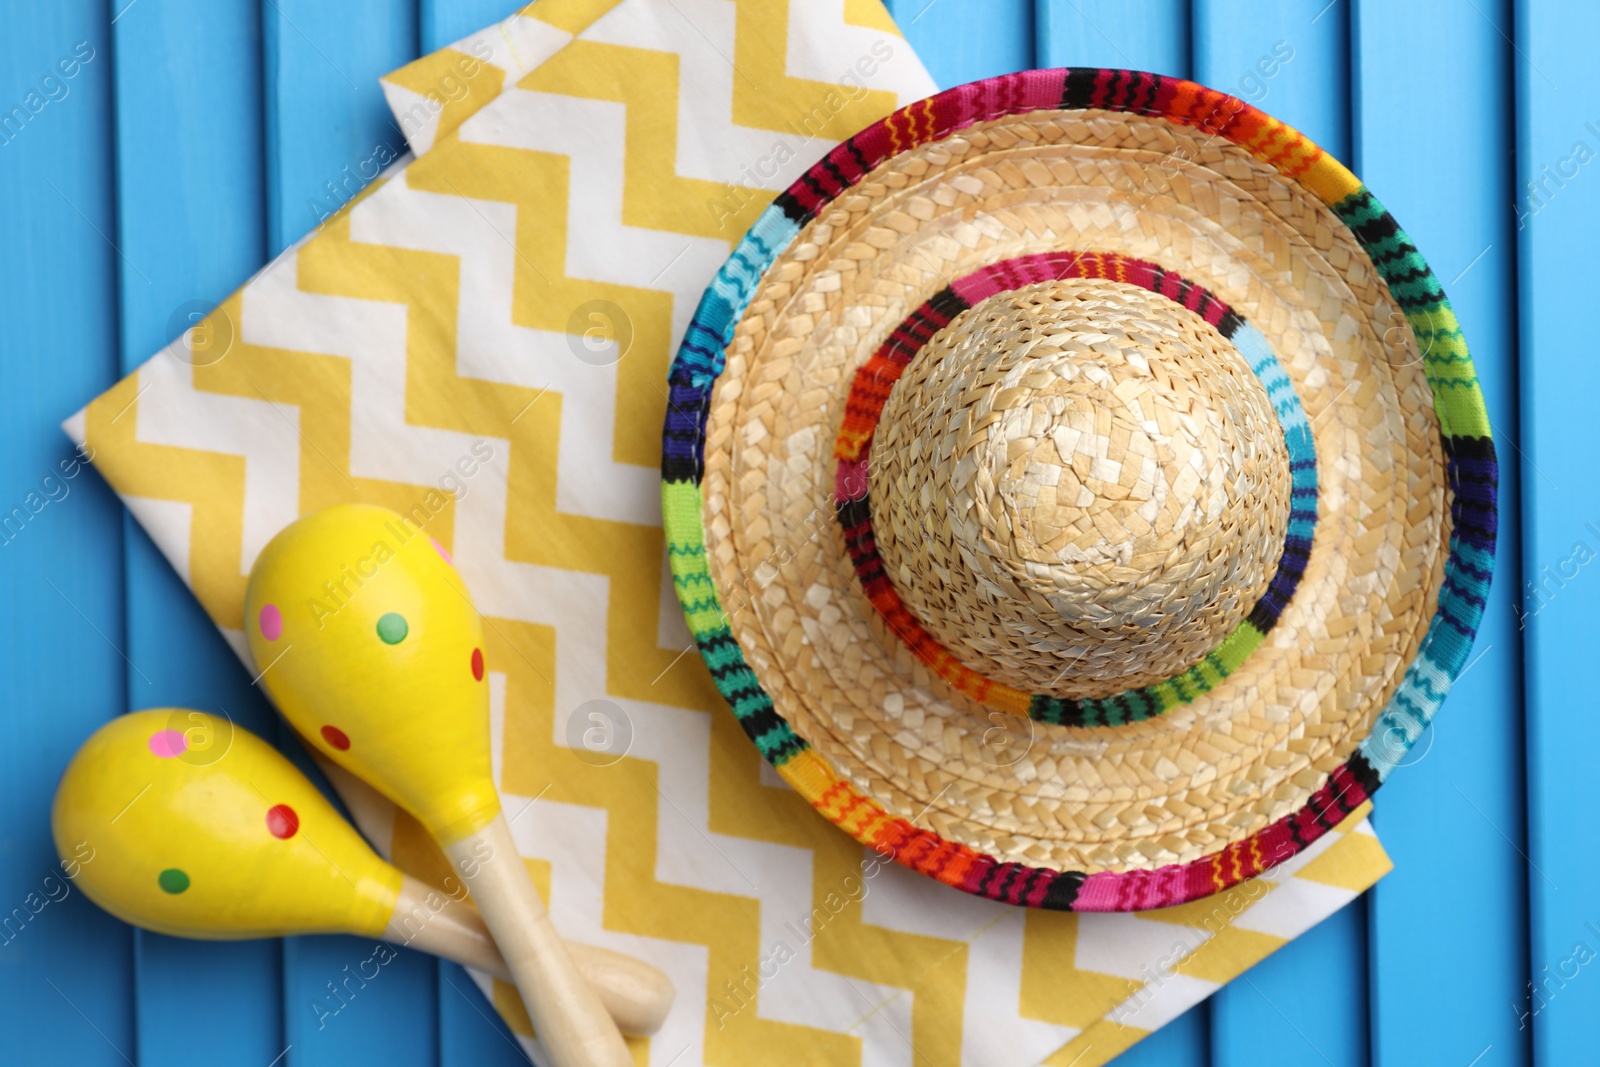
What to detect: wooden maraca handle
<box><xmin>447</xmin><ymin>813</ymin><xmax>634</xmax><ymax>1067</ymax></box>
<box><xmin>314</xmin><ymin>752</ymin><xmax>673</xmax><ymax>1037</ymax></box>
<box><xmin>388</xmin><ymin>874</ymin><xmax>672</xmax><ymax>1037</ymax></box>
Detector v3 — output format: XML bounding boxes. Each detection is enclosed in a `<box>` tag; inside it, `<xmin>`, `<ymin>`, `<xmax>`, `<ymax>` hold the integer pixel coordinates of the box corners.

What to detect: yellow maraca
<box><xmin>51</xmin><ymin>709</ymin><xmax>673</xmax><ymax>1037</ymax></box>
<box><xmin>245</xmin><ymin>504</ymin><xmax>635</xmax><ymax>1067</ymax></box>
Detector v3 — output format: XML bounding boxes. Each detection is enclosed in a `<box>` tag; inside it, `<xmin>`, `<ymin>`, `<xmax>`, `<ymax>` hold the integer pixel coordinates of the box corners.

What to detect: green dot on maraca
<box><xmin>158</xmin><ymin>868</ymin><xmax>190</xmax><ymax>894</ymax></box>
<box><xmin>376</xmin><ymin>612</ymin><xmax>408</xmax><ymax>645</ymax></box>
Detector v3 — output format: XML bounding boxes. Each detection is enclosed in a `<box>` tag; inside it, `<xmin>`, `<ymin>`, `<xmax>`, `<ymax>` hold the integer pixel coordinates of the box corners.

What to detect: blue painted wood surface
<box><xmin>1517</xmin><ymin>2</ymin><xmax>1600</xmax><ymax>1065</ymax></box>
<box><xmin>1355</xmin><ymin>3</ymin><xmax>1528</xmax><ymax>1066</ymax></box>
<box><xmin>111</xmin><ymin>0</ymin><xmax>284</xmax><ymax>1060</ymax></box>
<box><xmin>0</xmin><ymin>0</ymin><xmax>1584</xmax><ymax>1063</ymax></box>
<box><xmin>0</xmin><ymin>4</ymin><xmax>132</xmax><ymax>1065</ymax></box>
<box><xmin>1037</xmin><ymin>0</ymin><xmax>1189</xmax><ymax>75</ymax></box>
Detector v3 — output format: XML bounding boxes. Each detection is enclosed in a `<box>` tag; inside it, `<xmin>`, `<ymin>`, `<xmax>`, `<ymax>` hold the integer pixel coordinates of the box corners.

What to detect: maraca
<box><xmin>51</xmin><ymin>709</ymin><xmax>673</xmax><ymax>1037</ymax></box>
<box><xmin>245</xmin><ymin>504</ymin><xmax>635</xmax><ymax>1067</ymax></box>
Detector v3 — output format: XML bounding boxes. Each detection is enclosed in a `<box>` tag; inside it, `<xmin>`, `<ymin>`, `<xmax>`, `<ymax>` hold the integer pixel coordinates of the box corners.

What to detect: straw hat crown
<box><xmin>870</xmin><ymin>277</ymin><xmax>1291</xmax><ymax>697</ymax></box>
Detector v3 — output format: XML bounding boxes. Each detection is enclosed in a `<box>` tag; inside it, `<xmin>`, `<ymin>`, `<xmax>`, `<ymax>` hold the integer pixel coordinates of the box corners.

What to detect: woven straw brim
<box><xmin>663</xmin><ymin>69</ymin><xmax>1497</xmax><ymax>912</ymax></box>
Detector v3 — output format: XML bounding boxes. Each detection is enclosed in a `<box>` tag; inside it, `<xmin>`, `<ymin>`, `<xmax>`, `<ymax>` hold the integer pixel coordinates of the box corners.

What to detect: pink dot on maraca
<box><xmin>148</xmin><ymin>730</ymin><xmax>188</xmax><ymax>759</ymax></box>
<box><xmin>471</xmin><ymin>648</ymin><xmax>484</xmax><ymax>682</ymax></box>
<box><xmin>259</xmin><ymin>603</ymin><xmax>283</xmax><ymax>641</ymax></box>
<box><xmin>265</xmin><ymin>803</ymin><xmax>299</xmax><ymax>839</ymax></box>
<box><xmin>320</xmin><ymin>725</ymin><xmax>350</xmax><ymax>751</ymax></box>
<box><xmin>431</xmin><ymin>537</ymin><xmax>452</xmax><ymax>564</ymax></box>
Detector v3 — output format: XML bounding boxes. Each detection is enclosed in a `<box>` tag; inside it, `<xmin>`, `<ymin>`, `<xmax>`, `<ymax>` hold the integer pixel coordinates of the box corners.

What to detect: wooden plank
<box><xmin>422</xmin><ymin>0</ymin><xmax>520</xmax><ymax>54</ymax></box>
<box><xmin>0</xmin><ymin>2</ymin><xmax>135</xmax><ymax>1063</ymax></box>
<box><xmin>1356</xmin><ymin>2</ymin><xmax>1527</xmax><ymax>1064</ymax></box>
<box><xmin>1211</xmin><ymin>902</ymin><xmax>1367</xmax><ymax>1067</ymax></box>
<box><xmin>883</xmin><ymin>0</ymin><xmax>1035</xmax><ymax>87</ymax></box>
<box><xmin>1114</xmin><ymin>1013</ymin><xmax>1209</xmax><ymax>1067</ymax></box>
<box><xmin>438</xmin><ymin>962</ymin><xmax>533</xmax><ymax>1067</ymax></box>
<box><xmin>1194</xmin><ymin>0</ymin><xmax>1347</xmax><ymax>155</ymax></box>
<box><xmin>1516</xmin><ymin>0</ymin><xmax>1600</xmax><ymax>1064</ymax></box>
<box><xmin>109</xmin><ymin>2</ymin><xmax>287</xmax><ymax>1062</ymax></box>
<box><xmin>1191</xmin><ymin>5</ymin><xmax>1366</xmax><ymax>1065</ymax></box>
<box><xmin>259</xmin><ymin>3</ymin><xmax>439</xmax><ymax>1064</ymax></box>
<box><xmin>1036</xmin><ymin>0</ymin><xmax>1187</xmax><ymax>74</ymax></box>
<box><xmin>263</xmin><ymin>0</ymin><xmax>418</xmax><ymax>255</ymax></box>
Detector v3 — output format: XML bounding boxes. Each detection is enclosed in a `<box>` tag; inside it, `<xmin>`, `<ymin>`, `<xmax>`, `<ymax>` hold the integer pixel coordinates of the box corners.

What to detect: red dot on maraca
<box><xmin>265</xmin><ymin>804</ymin><xmax>299</xmax><ymax>839</ymax></box>
<box><xmin>321</xmin><ymin>725</ymin><xmax>350</xmax><ymax>751</ymax></box>
<box><xmin>471</xmin><ymin>648</ymin><xmax>484</xmax><ymax>681</ymax></box>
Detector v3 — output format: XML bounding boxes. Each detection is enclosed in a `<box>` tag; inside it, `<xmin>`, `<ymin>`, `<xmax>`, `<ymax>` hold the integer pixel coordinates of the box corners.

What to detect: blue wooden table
<box><xmin>0</xmin><ymin>1</ymin><xmax>1587</xmax><ymax>1063</ymax></box>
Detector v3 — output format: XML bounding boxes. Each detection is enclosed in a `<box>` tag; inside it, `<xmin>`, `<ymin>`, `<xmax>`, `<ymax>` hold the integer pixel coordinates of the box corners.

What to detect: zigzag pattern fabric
<box><xmin>664</xmin><ymin>66</ymin><xmax>1496</xmax><ymax>915</ymax></box>
<box><xmin>66</xmin><ymin>10</ymin><xmax>1398</xmax><ymax>1063</ymax></box>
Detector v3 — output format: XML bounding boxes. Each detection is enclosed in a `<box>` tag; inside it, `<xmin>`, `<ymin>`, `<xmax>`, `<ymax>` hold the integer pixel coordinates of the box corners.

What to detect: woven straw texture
<box><xmin>664</xmin><ymin>67</ymin><xmax>1498</xmax><ymax>912</ymax></box>
<box><xmin>870</xmin><ymin>277</ymin><xmax>1292</xmax><ymax>698</ymax></box>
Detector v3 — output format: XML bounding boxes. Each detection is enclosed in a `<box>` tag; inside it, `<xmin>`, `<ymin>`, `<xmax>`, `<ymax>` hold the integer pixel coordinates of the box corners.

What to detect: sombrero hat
<box><xmin>662</xmin><ymin>68</ymin><xmax>1497</xmax><ymax>911</ymax></box>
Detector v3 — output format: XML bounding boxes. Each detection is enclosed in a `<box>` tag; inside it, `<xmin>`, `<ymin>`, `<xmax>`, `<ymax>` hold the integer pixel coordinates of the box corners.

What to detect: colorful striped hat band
<box><xmin>663</xmin><ymin>68</ymin><xmax>1496</xmax><ymax>912</ymax></box>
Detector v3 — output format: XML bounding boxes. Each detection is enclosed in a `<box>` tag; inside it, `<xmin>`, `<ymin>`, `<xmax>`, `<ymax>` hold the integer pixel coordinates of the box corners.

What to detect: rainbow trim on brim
<box><xmin>661</xmin><ymin>68</ymin><xmax>1497</xmax><ymax>911</ymax></box>
<box><xmin>832</xmin><ymin>251</ymin><xmax>1317</xmax><ymax>726</ymax></box>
